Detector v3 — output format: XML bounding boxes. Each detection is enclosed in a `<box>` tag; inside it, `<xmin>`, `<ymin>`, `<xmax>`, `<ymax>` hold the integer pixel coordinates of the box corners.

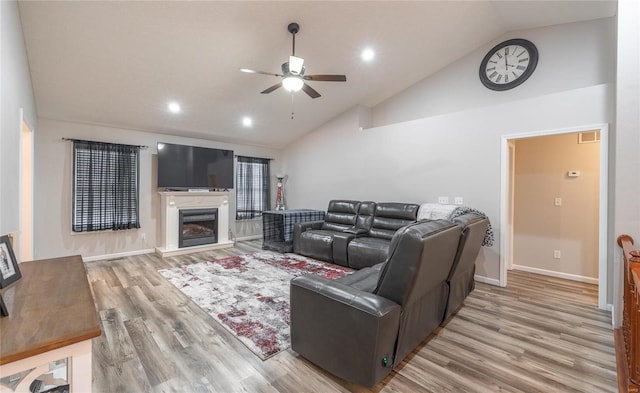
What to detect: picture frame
<box><xmin>0</xmin><ymin>235</ymin><xmax>21</xmax><ymax>289</ymax></box>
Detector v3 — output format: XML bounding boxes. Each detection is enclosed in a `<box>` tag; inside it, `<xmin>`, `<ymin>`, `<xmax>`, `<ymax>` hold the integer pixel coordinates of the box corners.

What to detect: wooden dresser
<box><xmin>0</xmin><ymin>255</ymin><xmax>101</xmax><ymax>392</ymax></box>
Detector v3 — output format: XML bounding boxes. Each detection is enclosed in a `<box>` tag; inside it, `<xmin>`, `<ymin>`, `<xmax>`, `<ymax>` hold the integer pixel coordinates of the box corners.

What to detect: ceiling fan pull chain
<box><xmin>291</xmin><ymin>93</ymin><xmax>295</xmax><ymax>119</ymax></box>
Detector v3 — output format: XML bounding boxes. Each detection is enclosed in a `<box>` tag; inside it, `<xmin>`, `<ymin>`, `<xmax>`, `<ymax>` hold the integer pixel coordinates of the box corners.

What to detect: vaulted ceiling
<box><xmin>18</xmin><ymin>1</ymin><xmax>616</xmax><ymax>148</ymax></box>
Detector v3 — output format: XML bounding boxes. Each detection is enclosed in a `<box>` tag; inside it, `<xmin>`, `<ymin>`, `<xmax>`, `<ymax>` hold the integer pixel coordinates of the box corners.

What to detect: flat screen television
<box><xmin>157</xmin><ymin>142</ymin><xmax>234</xmax><ymax>189</ymax></box>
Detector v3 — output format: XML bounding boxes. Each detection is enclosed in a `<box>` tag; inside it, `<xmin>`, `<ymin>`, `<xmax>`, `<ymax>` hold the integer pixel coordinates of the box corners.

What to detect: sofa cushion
<box><xmin>322</xmin><ymin>200</ymin><xmax>360</xmax><ymax>232</ymax></box>
<box><xmin>368</xmin><ymin>203</ymin><xmax>419</xmax><ymax>240</ymax></box>
<box><xmin>297</xmin><ymin>230</ymin><xmax>338</xmax><ymax>262</ymax></box>
<box><xmin>347</xmin><ymin>237</ymin><xmax>391</xmax><ymax>269</ymax></box>
<box><xmin>335</xmin><ymin>261</ymin><xmax>386</xmax><ymax>292</ymax></box>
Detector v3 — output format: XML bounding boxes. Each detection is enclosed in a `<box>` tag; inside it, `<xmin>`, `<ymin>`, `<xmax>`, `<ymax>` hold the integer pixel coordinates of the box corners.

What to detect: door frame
<box><xmin>505</xmin><ymin>140</ymin><xmax>516</xmax><ymax>271</ymax></box>
<box><xmin>19</xmin><ymin>108</ymin><xmax>35</xmax><ymax>261</ymax></box>
<box><xmin>500</xmin><ymin>123</ymin><xmax>609</xmax><ymax>310</ymax></box>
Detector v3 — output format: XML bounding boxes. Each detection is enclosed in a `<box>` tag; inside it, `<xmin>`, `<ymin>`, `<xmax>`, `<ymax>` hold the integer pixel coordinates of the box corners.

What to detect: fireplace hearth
<box><xmin>179</xmin><ymin>208</ymin><xmax>218</xmax><ymax>248</ymax></box>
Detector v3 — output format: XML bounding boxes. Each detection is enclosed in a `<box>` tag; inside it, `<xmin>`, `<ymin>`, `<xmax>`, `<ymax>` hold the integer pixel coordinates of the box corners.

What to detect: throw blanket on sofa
<box><xmin>417</xmin><ymin>203</ymin><xmax>494</xmax><ymax>247</ymax></box>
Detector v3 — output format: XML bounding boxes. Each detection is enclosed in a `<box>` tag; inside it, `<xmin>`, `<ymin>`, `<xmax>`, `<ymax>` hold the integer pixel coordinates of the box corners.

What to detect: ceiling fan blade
<box><xmin>261</xmin><ymin>82</ymin><xmax>283</xmax><ymax>94</ymax></box>
<box><xmin>304</xmin><ymin>75</ymin><xmax>347</xmax><ymax>82</ymax></box>
<box><xmin>240</xmin><ymin>68</ymin><xmax>282</xmax><ymax>77</ymax></box>
<box><xmin>302</xmin><ymin>83</ymin><xmax>321</xmax><ymax>99</ymax></box>
<box><xmin>289</xmin><ymin>56</ymin><xmax>305</xmax><ymax>75</ymax></box>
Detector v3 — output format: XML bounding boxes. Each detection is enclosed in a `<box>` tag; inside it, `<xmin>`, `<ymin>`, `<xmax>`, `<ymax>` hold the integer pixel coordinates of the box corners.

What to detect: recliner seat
<box><xmin>293</xmin><ymin>200</ymin><xmax>360</xmax><ymax>265</ymax></box>
<box><xmin>443</xmin><ymin>212</ymin><xmax>490</xmax><ymax>321</ymax></box>
<box><xmin>346</xmin><ymin>202</ymin><xmax>419</xmax><ymax>269</ymax></box>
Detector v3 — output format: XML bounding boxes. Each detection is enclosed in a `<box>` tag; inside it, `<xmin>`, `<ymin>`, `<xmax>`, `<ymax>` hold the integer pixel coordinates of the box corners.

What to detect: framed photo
<box><xmin>0</xmin><ymin>235</ymin><xmax>21</xmax><ymax>289</ymax></box>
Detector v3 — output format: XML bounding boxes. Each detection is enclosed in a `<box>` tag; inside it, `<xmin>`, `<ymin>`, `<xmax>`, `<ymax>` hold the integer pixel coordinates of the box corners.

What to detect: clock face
<box><xmin>479</xmin><ymin>39</ymin><xmax>538</xmax><ymax>91</ymax></box>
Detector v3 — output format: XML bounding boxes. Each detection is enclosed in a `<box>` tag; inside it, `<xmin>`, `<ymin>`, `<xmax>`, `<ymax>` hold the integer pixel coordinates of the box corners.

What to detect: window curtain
<box><xmin>73</xmin><ymin>140</ymin><xmax>140</xmax><ymax>232</ymax></box>
<box><xmin>236</xmin><ymin>156</ymin><xmax>270</xmax><ymax>220</ymax></box>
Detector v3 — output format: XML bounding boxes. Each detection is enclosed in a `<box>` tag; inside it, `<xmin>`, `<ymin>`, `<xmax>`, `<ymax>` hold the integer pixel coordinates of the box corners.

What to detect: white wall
<box><xmin>513</xmin><ymin>133</ymin><xmax>600</xmax><ymax>280</ymax></box>
<box><xmin>613</xmin><ymin>0</ymin><xmax>640</xmax><ymax>326</ymax></box>
<box><xmin>0</xmin><ymin>0</ymin><xmax>37</xmax><ymax>235</ymax></box>
<box><xmin>373</xmin><ymin>18</ymin><xmax>615</xmax><ymax>127</ymax></box>
<box><xmin>34</xmin><ymin>119</ymin><xmax>282</xmax><ymax>260</ymax></box>
<box><xmin>284</xmin><ymin>84</ymin><xmax>613</xmax><ymax>281</ymax></box>
<box><xmin>282</xmin><ymin>17</ymin><xmax>616</xmax><ymax>284</ymax></box>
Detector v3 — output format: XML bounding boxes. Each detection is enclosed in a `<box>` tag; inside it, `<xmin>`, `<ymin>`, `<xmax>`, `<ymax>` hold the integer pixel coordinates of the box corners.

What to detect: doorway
<box><xmin>500</xmin><ymin>124</ymin><xmax>608</xmax><ymax>310</ymax></box>
<box><xmin>20</xmin><ymin>111</ymin><xmax>34</xmax><ymax>261</ymax></box>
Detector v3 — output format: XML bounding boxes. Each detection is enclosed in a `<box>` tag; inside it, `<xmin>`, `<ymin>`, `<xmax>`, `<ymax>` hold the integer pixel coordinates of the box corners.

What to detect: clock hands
<box><xmin>505</xmin><ymin>48</ymin><xmax>509</xmax><ymax>70</ymax></box>
<box><xmin>505</xmin><ymin>47</ymin><xmax>517</xmax><ymax>68</ymax></box>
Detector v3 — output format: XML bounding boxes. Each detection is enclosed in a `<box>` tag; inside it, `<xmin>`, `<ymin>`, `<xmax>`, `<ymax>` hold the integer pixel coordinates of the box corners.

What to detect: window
<box><xmin>236</xmin><ymin>156</ymin><xmax>270</xmax><ymax>220</ymax></box>
<box><xmin>72</xmin><ymin>140</ymin><xmax>140</xmax><ymax>232</ymax></box>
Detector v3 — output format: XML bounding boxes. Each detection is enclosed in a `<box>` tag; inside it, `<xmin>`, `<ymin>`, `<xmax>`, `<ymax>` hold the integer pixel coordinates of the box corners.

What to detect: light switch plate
<box><xmin>438</xmin><ymin>196</ymin><xmax>449</xmax><ymax>204</ymax></box>
<box><xmin>454</xmin><ymin>197</ymin><xmax>464</xmax><ymax>205</ymax></box>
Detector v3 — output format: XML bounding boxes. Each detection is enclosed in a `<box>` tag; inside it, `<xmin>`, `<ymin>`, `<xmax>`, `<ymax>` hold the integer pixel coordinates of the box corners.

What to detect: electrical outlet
<box><xmin>554</xmin><ymin>197</ymin><xmax>562</xmax><ymax>206</ymax></box>
<box><xmin>141</xmin><ymin>232</ymin><xmax>146</xmax><ymax>240</ymax></box>
<box><xmin>554</xmin><ymin>250</ymin><xmax>561</xmax><ymax>259</ymax></box>
<box><xmin>454</xmin><ymin>197</ymin><xmax>464</xmax><ymax>205</ymax></box>
<box><xmin>438</xmin><ymin>196</ymin><xmax>449</xmax><ymax>204</ymax></box>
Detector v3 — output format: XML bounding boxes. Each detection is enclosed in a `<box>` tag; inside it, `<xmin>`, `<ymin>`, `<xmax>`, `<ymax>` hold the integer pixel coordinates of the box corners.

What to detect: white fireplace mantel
<box><xmin>156</xmin><ymin>191</ymin><xmax>234</xmax><ymax>257</ymax></box>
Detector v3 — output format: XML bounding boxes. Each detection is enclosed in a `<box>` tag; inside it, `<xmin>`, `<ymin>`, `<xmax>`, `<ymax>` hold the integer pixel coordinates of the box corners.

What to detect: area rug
<box><xmin>158</xmin><ymin>252</ymin><xmax>352</xmax><ymax>360</ymax></box>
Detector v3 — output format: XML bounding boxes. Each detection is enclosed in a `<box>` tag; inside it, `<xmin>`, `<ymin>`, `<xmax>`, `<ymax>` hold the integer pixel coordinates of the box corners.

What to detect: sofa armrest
<box><xmin>296</xmin><ymin>220</ymin><xmax>324</xmax><ymax>232</ymax></box>
<box><xmin>343</xmin><ymin>227</ymin><xmax>369</xmax><ymax>236</ymax></box>
<box><xmin>293</xmin><ymin>221</ymin><xmax>324</xmax><ymax>253</ymax></box>
<box><xmin>290</xmin><ymin>275</ymin><xmax>401</xmax><ymax>387</ymax></box>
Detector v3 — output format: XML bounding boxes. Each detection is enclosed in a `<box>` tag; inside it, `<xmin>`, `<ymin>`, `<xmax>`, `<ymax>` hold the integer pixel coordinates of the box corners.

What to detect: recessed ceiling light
<box><xmin>361</xmin><ymin>48</ymin><xmax>375</xmax><ymax>62</ymax></box>
<box><xmin>242</xmin><ymin>116</ymin><xmax>253</xmax><ymax>127</ymax></box>
<box><xmin>167</xmin><ymin>101</ymin><xmax>181</xmax><ymax>114</ymax></box>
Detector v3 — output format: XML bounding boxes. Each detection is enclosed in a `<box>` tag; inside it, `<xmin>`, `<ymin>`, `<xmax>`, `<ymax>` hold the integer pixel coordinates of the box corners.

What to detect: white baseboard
<box><xmin>155</xmin><ymin>240</ymin><xmax>234</xmax><ymax>258</ymax></box>
<box><xmin>474</xmin><ymin>275</ymin><xmax>501</xmax><ymax>286</ymax></box>
<box><xmin>83</xmin><ymin>248</ymin><xmax>155</xmax><ymax>262</ymax></box>
<box><xmin>235</xmin><ymin>235</ymin><xmax>262</xmax><ymax>242</ymax></box>
<box><xmin>511</xmin><ymin>264</ymin><xmax>598</xmax><ymax>285</ymax></box>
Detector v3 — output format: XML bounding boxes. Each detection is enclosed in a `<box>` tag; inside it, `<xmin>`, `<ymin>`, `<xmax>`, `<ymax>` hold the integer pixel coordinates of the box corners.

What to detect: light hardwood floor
<box><xmin>86</xmin><ymin>240</ymin><xmax>617</xmax><ymax>392</ymax></box>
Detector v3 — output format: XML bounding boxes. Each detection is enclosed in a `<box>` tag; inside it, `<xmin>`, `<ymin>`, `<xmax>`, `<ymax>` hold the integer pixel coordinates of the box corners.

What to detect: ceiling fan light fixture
<box><xmin>289</xmin><ymin>56</ymin><xmax>304</xmax><ymax>75</ymax></box>
<box><xmin>282</xmin><ymin>76</ymin><xmax>304</xmax><ymax>92</ymax></box>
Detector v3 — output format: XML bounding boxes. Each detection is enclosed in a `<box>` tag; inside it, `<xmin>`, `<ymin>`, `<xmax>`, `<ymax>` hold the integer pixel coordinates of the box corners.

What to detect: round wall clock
<box><xmin>479</xmin><ymin>38</ymin><xmax>538</xmax><ymax>91</ymax></box>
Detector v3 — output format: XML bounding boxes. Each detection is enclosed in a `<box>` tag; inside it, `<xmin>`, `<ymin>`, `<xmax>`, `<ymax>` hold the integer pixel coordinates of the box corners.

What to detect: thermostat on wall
<box><xmin>567</xmin><ymin>171</ymin><xmax>580</xmax><ymax>177</ymax></box>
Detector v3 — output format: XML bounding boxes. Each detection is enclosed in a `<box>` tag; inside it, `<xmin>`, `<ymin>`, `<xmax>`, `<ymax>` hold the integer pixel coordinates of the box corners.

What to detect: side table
<box><xmin>0</xmin><ymin>255</ymin><xmax>101</xmax><ymax>392</ymax></box>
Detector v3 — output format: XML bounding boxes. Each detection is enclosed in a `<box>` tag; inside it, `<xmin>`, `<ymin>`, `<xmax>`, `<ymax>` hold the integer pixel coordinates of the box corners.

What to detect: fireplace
<box><xmin>157</xmin><ymin>192</ymin><xmax>232</xmax><ymax>257</ymax></box>
<box><xmin>179</xmin><ymin>208</ymin><xmax>218</xmax><ymax>248</ymax></box>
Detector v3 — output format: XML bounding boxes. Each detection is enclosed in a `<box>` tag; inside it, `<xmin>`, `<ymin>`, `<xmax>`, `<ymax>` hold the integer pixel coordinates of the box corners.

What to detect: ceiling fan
<box><xmin>240</xmin><ymin>22</ymin><xmax>347</xmax><ymax>99</ymax></box>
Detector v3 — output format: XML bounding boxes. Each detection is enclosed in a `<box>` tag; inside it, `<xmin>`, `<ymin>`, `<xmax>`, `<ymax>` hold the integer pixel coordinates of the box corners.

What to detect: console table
<box><xmin>0</xmin><ymin>255</ymin><xmax>101</xmax><ymax>392</ymax></box>
<box><xmin>262</xmin><ymin>209</ymin><xmax>325</xmax><ymax>252</ymax></box>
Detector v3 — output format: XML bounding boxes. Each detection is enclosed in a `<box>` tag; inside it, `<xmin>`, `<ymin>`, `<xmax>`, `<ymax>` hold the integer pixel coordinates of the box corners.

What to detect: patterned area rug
<box><xmin>159</xmin><ymin>252</ymin><xmax>352</xmax><ymax>360</ymax></box>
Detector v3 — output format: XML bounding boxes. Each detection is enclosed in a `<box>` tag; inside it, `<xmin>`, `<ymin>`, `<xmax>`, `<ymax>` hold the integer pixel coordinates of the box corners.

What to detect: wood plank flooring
<box><xmin>86</xmin><ymin>241</ymin><xmax>617</xmax><ymax>392</ymax></box>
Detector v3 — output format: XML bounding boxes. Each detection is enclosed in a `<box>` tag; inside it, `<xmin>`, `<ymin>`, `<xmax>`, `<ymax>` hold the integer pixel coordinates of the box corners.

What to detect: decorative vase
<box><xmin>275</xmin><ymin>175</ymin><xmax>286</xmax><ymax>210</ymax></box>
